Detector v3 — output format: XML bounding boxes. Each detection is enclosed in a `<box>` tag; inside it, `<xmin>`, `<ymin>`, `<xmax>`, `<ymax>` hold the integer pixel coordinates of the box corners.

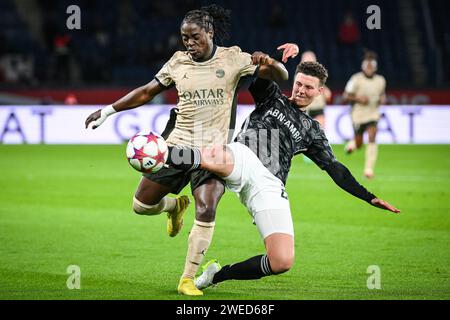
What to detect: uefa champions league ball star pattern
<box><xmin>126</xmin><ymin>132</ymin><xmax>168</xmax><ymax>173</ymax></box>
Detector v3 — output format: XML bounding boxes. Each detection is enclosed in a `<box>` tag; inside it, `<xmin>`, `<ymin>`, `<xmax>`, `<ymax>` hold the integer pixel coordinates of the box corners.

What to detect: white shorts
<box><xmin>224</xmin><ymin>142</ymin><xmax>294</xmax><ymax>239</ymax></box>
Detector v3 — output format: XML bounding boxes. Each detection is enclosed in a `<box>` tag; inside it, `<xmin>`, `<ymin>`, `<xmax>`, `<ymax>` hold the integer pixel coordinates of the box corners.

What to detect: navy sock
<box><xmin>212</xmin><ymin>254</ymin><xmax>273</xmax><ymax>284</ymax></box>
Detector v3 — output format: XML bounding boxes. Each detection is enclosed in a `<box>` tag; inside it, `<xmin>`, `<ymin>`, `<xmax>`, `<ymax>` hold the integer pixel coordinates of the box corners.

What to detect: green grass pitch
<box><xmin>0</xmin><ymin>144</ymin><xmax>449</xmax><ymax>300</ymax></box>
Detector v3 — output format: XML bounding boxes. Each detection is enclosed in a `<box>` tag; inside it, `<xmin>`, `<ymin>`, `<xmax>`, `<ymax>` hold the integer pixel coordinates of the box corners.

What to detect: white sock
<box><xmin>132</xmin><ymin>196</ymin><xmax>176</xmax><ymax>215</ymax></box>
<box><xmin>365</xmin><ymin>143</ymin><xmax>378</xmax><ymax>172</ymax></box>
<box><xmin>163</xmin><ymin>197</ymin><xmax>177</xmax><ymax>212</ymax></box>
<box><xmin>345</xmin><ymin>139</ymin><xmax>356</xmax><ymax>152</ymax></box>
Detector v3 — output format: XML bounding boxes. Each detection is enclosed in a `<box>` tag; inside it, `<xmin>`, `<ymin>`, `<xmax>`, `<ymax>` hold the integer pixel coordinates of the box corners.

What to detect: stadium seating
<box><xmin>0</xmin><ymin>0</ymin><xmax>447</xmax><ymax>88</ymax></box>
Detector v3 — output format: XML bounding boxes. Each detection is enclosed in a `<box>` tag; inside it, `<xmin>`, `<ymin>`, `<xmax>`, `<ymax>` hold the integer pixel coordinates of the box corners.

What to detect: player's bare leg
<box><xmin>178</xmin><ymin>179</ymin><xmax>224</xmax><ymax>296</ymax></box>
<box><xmin>176</xmin><ymin>146</ymin><xmax>230</xmax><ymax>295</ymax></box>
<box><xmin>167</xmin><ymin>145</ymin><xmax>234</xmax><ymax>177</ymax></box>
<box><xmin>195</xmin><ymin>232</ymin><xmax>294</xmax><ymax>290</ymax></box>
<box><xmin>264</xmin><ymin>233</ymin><xmax>295</xmax><ymax>274</ymax></box>
<box><xmin>134</xmin><ymin>177</ymin><xmax>189</xmax><ymax>237</ymax></box>
<box><xmin>200</xmin><ymin>145</ymin><xmax>235</xmax><ymax>177</ymax></box>
<box><xmin>364</xmin><ymin>125</ymin><xmax>378</xmax><ymax>179</ymax></box>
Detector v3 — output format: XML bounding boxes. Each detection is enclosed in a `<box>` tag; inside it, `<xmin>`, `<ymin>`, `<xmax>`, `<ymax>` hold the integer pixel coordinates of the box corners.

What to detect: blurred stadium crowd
<box><xmin>0</xmin><ymin>0</ymin><xmax>449</xmax><ymax>92</ymax></box>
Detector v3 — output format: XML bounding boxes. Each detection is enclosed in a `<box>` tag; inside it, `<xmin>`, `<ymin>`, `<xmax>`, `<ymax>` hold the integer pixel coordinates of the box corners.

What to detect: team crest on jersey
<box><xmin>216</xmin><ymin>69</ymin><xmax>225</xmax><ymax>78</ymax></box>
<box><xmin>301</xmin><ymin>118</ymin><xmax>311</xmax><ymax>130</ymax></box>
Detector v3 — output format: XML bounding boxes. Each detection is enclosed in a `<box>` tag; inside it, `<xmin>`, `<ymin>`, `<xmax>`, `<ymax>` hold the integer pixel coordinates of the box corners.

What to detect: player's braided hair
<box><xmin>181</xmin><ymin>4</ymin><xmax>231</xmax><ymax>44</ymax></box>
<box><xmin>295</xmin><ymin>61</ymin><xmax>329</xmax><ymax>86</ymax></box>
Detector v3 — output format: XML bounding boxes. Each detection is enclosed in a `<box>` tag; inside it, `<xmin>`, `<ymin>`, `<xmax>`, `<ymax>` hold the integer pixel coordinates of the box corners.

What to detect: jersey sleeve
<box><xmin>154</xmin><ymin>53</ymin><xmax>177</xmax><ymax>88</ymax></box>
<box><xmin>380</xmin><ymin>76</ymin><xmax>387</xmax><ymax>94</ymax></box>
<box><xmin>344</xmin><ymin>74</ymin><xmax>358</xmax><ymax>94</ymax></box>
<box><xmin>248</xmin><ymin>77</ymin><xmax>281</xmax><ymax>104</ymax></box>
<box><xmin>234</xmin><ymin>48</ymin><xmax>258</xmax><ymax>78</ymax></box>
<box><xmin>324</xmin><ymin>161</ymin><xmax>376</xmax><ymax>204</ymax></box>
<box><xmin>304</xmin><ymin>125</ymin><xmax>337</xmax><ymax>169</ymax></box>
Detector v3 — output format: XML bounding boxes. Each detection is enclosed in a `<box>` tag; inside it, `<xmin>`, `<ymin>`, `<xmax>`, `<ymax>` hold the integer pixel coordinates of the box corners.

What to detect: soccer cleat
<box><xmin>344</xmin><ymin>140</ymin><xmax>356</xmax><ymax>154</ymax></box>
<box><xmin>167</xmin><ymin>195</ymin><xmax>190</xmax><ymax>237</ymax></box>
<box><xmin>178</xmin><ymin>278</ymin><xmax>203</xmax><ymax>296</ymax></box>
<box><xmin>364</xmin><ymin>168</ymin><xmax>374</xmax><ymax>179</ymax></box>
<box><xmin>195</xmin><ymin>259</ymin><xmax>221</xmax><ymax>290</ymax></box>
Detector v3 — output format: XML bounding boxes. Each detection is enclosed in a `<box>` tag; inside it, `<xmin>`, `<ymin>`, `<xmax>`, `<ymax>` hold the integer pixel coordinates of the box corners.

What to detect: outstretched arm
<box><xmin>253</xmin><ymin>52</ymin><xmax>288</xmax><ymax>83</ymax></box>
<box><xmin>277</xmin><ymin>43</ymin><xmax>299</xmax><ymax>63</ymax></box>
<box><xmin>305</xmin><ymin>123</ymin><xmax>399</xmax><ymax>214</ymax></box>
<box><xmin>324</xmin><ymin>161</ymin><xmax>400</xmax><ymax>213</ymax></box>
<box><xmin>85</xmin><ymin>79</ymin><xmax>165</xmax><ymax>129</ymax></box>
<box><xmin>245</xmin><ymin>43</ymin><xmax>299</xmax><ymax>103</ymax></box>
<box><xmin>254</xmin><ymin>43</ymin><xmax>299</xmax><ymax>83</ymax></box>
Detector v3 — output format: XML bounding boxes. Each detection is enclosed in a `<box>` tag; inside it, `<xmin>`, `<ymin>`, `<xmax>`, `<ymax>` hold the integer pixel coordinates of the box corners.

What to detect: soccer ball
<box><xmin>126</xmin><ymin>132</ymin><xmax>168</xmax><ymax>173</ymax></box>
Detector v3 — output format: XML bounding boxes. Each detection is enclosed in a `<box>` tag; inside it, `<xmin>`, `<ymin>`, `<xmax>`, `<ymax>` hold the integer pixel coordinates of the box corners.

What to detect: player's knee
<box><xmin>195</xmin><ymin>205</ymin><xmax>216</xmax><ymax>222</ymax></box>
<box><xmin>201</xmin><ymin>146</ymin><xmax>227</xmax><ymax>165</ymax></box>
<box><xmin>268</xmin><ymin>253</ymin><xmax>295</xmax><ymax>274</ymax></box>
<box><xmin>200</xmin><ymin>146</ymin><xmax>214</xmax><ymax>163</ymax></box>
<box><xmin>132</xmin><ymin>197</ymin><xmax>162</xmax><ymax>215</ymax></box>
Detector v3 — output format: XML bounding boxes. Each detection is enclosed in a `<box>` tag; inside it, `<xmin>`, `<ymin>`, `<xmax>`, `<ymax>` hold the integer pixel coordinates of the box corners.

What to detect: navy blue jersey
<box><xmin>235</xmin><ymin>78</ymin><xmax>336</xmax><ymax>185</ymax></box>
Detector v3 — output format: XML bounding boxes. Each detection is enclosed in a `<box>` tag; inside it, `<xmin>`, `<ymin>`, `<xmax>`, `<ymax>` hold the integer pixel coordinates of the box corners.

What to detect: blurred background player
<box><xmin>301</xmin><ymin>51</ymin><xmax>332</xmax><ymax>128</ymax></box>
<box><xmin>85</xmin><ymin>4</ymin><xmax>292</xmax><ymax>296</ymax></box>
<box><xmin>343</xmin><ymin>51</ymin><xmax>386</xmax><ymax>179</ymax></box>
